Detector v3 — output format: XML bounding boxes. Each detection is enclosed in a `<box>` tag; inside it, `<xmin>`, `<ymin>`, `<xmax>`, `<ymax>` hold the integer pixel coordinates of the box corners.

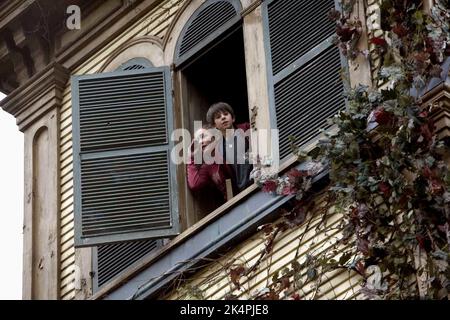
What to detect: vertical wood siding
<box><xmin>59</xmin><ymin>0</ymin><xmax>187</xmax><ymax>300</ymax></box>
<box><xmin>162</xmin><ymin>192</ymin><xmax>364</xmax><ymax>300</ymax></box>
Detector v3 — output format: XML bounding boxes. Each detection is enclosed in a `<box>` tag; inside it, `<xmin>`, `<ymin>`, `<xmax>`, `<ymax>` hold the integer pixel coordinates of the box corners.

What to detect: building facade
<box><xmin>0</xmin><ymin>0</ymin><xmax>447</xmax><ymax>300</ymax></box>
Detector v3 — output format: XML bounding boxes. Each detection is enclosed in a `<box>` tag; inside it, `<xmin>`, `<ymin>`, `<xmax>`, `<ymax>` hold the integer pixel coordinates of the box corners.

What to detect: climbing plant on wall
<box><xmin>245</xmin><ymin>0</ymin><xmax>450</xmax><ymax>300</ymax></box>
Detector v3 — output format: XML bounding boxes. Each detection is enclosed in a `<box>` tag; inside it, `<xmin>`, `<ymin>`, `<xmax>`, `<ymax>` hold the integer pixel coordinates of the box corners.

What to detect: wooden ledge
<box><xmin>0</xmin><ymin>1</ymin><xmax>35</xmax><ymax>32</ymax></box>
<box><xmin>90</xmin><ymin>181</ymin><xmax>260</xmax><ymax>300</ymax></box>
<box><xmin>90</xmin><ymin>134</ymin><xmax>332</xmax><ymax>300</ymax></box>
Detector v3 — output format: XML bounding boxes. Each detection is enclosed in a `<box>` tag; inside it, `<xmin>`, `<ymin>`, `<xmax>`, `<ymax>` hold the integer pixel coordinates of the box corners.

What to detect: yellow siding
<box><xmin>163</xmin><ymin>193</ymin><xmax>364</xmax><ymax>300</ymax></box>
<box><xmin>59</xmin><ymin>0</ymin><xmax>187</xmax><ymax>300</ymax></box>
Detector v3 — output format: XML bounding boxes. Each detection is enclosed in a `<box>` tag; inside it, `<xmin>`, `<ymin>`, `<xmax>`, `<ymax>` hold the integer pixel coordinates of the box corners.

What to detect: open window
<box><xmin>174</xmin><ymin>0</ymin><xmax>250</xmax><ymax>223</ymax></box>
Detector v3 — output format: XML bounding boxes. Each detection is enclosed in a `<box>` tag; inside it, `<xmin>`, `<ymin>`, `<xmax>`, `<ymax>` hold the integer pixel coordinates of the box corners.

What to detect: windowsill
<box><xmin>91</xmin><ymin>67</ymin><xmax>450</xmax><ymax>299</ymax></box>
<box><xmin>90</xmin><ymin>130</ymin><xmax>337</xmax><ymax>300</ymax></box>
<box><xmin>90</xmin><ymin>183</ymin><xmax>259</xmax><ymax>300</ymax></box>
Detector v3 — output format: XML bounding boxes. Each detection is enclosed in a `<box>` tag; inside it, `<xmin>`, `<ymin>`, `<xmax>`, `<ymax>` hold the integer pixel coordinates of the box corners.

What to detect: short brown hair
<box><xmin>206</xmin><ymin>102</ymin><xmax>235</xmax><ymax>125</ymax></box>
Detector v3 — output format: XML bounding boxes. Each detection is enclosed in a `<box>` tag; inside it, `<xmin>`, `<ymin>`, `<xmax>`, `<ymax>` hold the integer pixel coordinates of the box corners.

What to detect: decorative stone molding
<box><xmin>0</xmin><ymin>1</ymin><xmax>35</xmax><ymax>31</ymax></box>
<box><xmin>163</xmin><ymin>0</ymin><xmax>202</xmax><ymax>64</ymax></box>
<box><xmin>99</xmin><ymin>35</ymin><xmax>165</xmax><ymax>72</ymax></box>
<box><xmin>57</xmin><ymin>0</ymin><xmax>162</xmax><ymax>71</ymax></box>
<box><xmin>0</xmin><ymin>62</ymin><xmax>69</xmax><ymax>131</ymax></box>
<box><xmin>421</xmin><ymin>79</ymin><xmax>450</xmax><ymax>141</ymax></box>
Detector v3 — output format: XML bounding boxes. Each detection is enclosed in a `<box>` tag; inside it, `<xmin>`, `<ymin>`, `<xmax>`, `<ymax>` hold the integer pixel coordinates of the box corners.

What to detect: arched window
<box><xmin>117</xmin><ymin>57</ymin><xmax>154</xmax><ymax>71</ymax></box>
<box><xmin>171</xmin><ymin>0</ymin><xmax>250</xmax><ymax>220</ymax></box>
<box><xmin>174</xmin><ymin>0</ymin><xmax>242</xmax><ymax>67</ymax></box>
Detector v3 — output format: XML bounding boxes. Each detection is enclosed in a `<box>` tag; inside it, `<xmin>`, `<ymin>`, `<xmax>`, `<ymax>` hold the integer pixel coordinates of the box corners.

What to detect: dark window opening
<box><xmin>178</xmin><ymin>26</ymin><xmax>250</xmax><ymax>223</ymax></box>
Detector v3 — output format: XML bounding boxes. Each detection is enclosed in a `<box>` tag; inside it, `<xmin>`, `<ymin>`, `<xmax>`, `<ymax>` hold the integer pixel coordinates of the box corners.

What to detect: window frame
<box><xmin>173</xmin><ymin>0</ymin><xmax>243</xmax><ymax>68</ymax></box>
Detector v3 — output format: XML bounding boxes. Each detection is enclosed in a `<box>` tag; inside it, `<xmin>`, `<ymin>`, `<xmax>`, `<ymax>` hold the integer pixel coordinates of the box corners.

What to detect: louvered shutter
<box><xmin>93</xmin><ymin>238</ymin><xmax>162</xmax><ymax>290</ymax></box>
<box><xmin>119</xmin><ymin>57</ymin><xmax>154</xmax><ymax>71</ymax></box>
<box><xmin>72</xmin><ymin>66</ymin><xmax>179</xmax><ymax>247</ymax></box>
<box><xmin>263</xmin><ymin>0</ymin><xmax>346</xmax><ymax>161</ymax></box>
<box><xmin>92</xmin><ymin>60</ymin><xmax>163</xmax><ymax>290</ymax></box>
<box><xmin>174</xmin><ymin>0</ymin><xmax>242</xmax><ymax>67</ymax></box>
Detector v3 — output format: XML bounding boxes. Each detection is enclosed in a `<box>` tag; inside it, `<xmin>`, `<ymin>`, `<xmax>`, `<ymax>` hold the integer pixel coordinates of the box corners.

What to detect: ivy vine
<box><xmin>248</xmin><ymin>0</ymin><xmax>450</xmax><ymax>300</ymax></box>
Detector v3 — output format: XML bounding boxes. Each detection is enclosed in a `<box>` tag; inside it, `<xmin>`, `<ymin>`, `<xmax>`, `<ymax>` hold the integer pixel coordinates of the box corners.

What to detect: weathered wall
<box><xmin>31</xmin><ymin>126</ymin><xmax>59</xmax><ymax>299</ymax></box>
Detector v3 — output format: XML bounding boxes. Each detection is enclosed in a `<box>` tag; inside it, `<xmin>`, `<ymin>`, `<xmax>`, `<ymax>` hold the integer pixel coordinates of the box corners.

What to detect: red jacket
<box><xmin>187</xmin><ymin>123</ymin><xmax>250</xmax><ymax>201</ymax></box>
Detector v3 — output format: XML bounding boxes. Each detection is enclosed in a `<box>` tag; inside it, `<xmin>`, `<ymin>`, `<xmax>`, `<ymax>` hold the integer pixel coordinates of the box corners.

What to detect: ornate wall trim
<box><xmin>0</xmin><ymin>62</ymin><xmax>69</xmax><ymax>131</ymax></box>
<box><xmin>99</xmin><ymin>36</ymin><xmax>164</xmax><ymax>72</ymax></box>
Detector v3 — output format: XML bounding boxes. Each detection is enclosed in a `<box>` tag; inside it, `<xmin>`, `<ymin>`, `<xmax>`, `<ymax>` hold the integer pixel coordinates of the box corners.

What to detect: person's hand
<box><xmin>188</xmin><ymin>138</ymin><xmax>204</xmax><ymax>163</ymax></box>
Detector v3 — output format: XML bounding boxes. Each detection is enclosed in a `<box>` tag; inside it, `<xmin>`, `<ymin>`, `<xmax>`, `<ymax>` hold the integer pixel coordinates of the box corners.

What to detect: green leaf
<box><xmin>307</xmin><ymin>268</ymin><xmax>317</xmax><ymax>280</ymax></box>
<box><xmin>412</xmin><ymin>10</ymin><xmax>424</xmax><ymax>25</ymax></box>
<box><xmin>271</xmin><ymin>271</ymin><xmax>279</xmax><ymax>284</ymax></box>
<box><xmin>339</xmin><ymin>252</ymin><xmax>353</xmax><ymax>265</ymax></box>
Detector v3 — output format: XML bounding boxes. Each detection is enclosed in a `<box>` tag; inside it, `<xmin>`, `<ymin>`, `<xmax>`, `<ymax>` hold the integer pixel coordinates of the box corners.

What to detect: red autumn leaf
<box><xmin>429</xmin><ymin>178</ymin><xmax>443</xmax><ymax>195</ymax></box>
<box><xmin>281</xmin><ymin>185</ymin><xmax>297</xmax><ymax>195</ymax></box>
<box><xmin>287</xmin><ymin>168</ymin><xmax>308</xmax><ymax>178</ymax></box>
<box><xmin>419</xmin><ymin>122</ymin><xmax>434</xmax><ymax>143</ymax></box>
<box><xmin>262</xmin><ymin>180</ymin><xmax>277</xmax><ymax>193</ymax></box>
<box><xmin>374</xmin><ymin>107</ymin><xmax>394</xmax><ymax>125</ymax></box>
<box><xmin>336</xmin><ymin>25</ymin><xmax>356</xmax><ymax>42</ymax></box>
<box><xmin>418</xmin><ymin>110</ymin><xmax>428</xmax><ymax>118</ymax></box>
<box><xmin>414</xmin><ymin>51</ymin><xmax>430</xmax><ymax>64</ymax></box>
<box><xmin>291</xmin><ymin>293</ymin><xmax>301</xmax><ymax>300</ymax></box>
<box><xmin>229</xmin><ymin>265</ymin><xmax>246</xmax><ymax>289</ymax></box>
<box><xmin>378</xmin><ymin>182</ymin><xmax>391</xmax><ymax>197</ymax></box>
<box><xmin>422</xmin><ymin>166</ymin><xmax>433</xmax><ymax>178</ymax></box>
<box><xmin>280</xmin><ymin>276</ymin><xmax>291</xmax><ymax>290</ymax></box>
<box><xmin>370</xmin><ymin>37</ymin><xmax>387</xmax><ymax>46</ymax></box>
<box><xmin>416</xmin><ymin>234</ymin><xmax>426</xmax><ymax>250</ymax></box>
<box><xmin>355</xmin><ymin>261</ymin><xmax>366</xmax><ymax>276</ymax></box>
<box><xmin>262</xmin><ymin>289</ymin><xmax>280</xmax><ymax>300</ymax></box>
<box><xmin>392</xmin><ymin>24</ymin><xmax>408</xmax><ymax>37</ymax></box>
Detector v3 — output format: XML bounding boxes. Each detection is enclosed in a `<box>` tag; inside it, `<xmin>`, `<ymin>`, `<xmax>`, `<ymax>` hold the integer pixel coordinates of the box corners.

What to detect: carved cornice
<box><xmin>57</xmin><ymin>0</ymin><xmax>163</xmax><ymax>71</ymax></box>
<box><xmin>0</xmin><ymin>62</ymin><xmax>70</xmax><ymax>131</ymax></box>
<box><xmin>421</xmin><ymin>79</ymin><xmax>450</xmax><ymax>141</ymax></box>
<box><xmin>0</xmin><ymin>0</ymin><xmax>35</xmax><ymax>32</ymax></box>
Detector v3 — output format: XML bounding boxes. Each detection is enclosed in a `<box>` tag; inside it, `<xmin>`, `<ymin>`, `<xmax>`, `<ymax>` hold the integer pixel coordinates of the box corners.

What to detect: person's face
<box><xmin>214</xmin><ymin>111</ymin><xmax>234</xmax><ymax>131</ymax></box>
<box><xmin>194</xmin><ymin>128</ymin><xmax>214</xmax><ymax>148</ymax></box>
